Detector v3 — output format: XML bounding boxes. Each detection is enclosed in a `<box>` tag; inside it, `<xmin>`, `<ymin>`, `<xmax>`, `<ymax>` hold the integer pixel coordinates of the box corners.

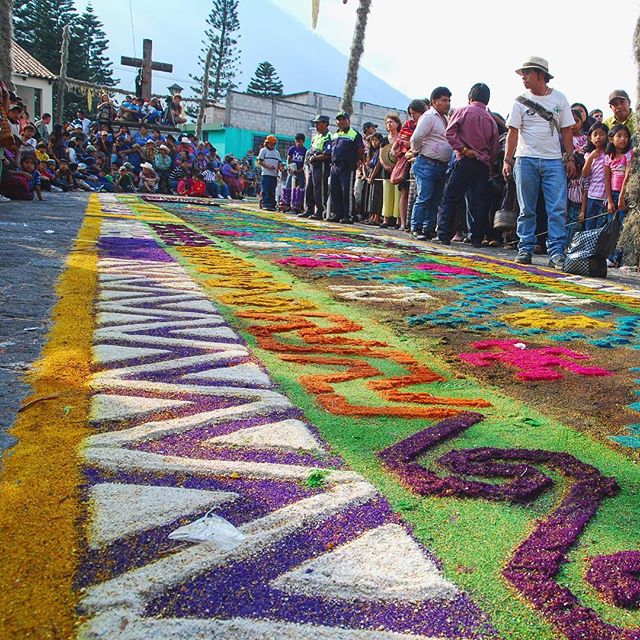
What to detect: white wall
<box><xmin>12</xmin><ymin>75</ymin><xmax>54</xmax><ymax>119</ymax></box>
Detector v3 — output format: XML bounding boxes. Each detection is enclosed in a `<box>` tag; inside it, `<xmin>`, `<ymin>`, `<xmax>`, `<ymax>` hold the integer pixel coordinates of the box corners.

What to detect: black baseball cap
<box><xmin>336</xmin><ymin>111</ymin><xmax>350</xmax><ymax>120</ymax></box>
<box><xmin>312</xmin><ymin>114</ymin><xmax>330</xmax><ymax>124</ymax></box>
<box><xmin>362</xmin><ymin>121</ymin><xmax>377</xmax><ymax>130</ymax></box>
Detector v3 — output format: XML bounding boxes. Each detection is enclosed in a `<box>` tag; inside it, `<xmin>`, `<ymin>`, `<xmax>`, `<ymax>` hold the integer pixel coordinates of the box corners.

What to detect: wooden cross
<box><xmin>121</xmin><ymin>39</ymin><xmax>173</xmax><ymax>100</ymax></box>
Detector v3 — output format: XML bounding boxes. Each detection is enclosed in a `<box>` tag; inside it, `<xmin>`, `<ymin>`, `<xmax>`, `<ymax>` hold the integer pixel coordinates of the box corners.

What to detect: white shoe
<box><xmin>50</xmin><ymin>186</ymin><xmax>63</xmax><ymax>192</ymax></box>
<box><xmin>216</xmin><ymin>195</ymin><xmax>224</xmax><ymax>199</ymax></box>
<box><xmin>226</xmin><ymin>195</ymin><xmax>233</xmax><ymax>199</ymax></box>
<box><xmin>0</xmin><ymin>194</ymin><xmax>10</xmax><ymax>202</ymax></box>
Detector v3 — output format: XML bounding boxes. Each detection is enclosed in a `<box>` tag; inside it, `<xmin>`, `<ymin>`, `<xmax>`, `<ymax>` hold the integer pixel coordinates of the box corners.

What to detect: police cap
<box><xmin>335</xmin><ymin>111</ymin><xmax>350</xmax><ymax>120</ymax></box>
<box><xmin>312</xmin><ymin>114</ymin><xmax>330</xmax><ymax>124</ymax></box>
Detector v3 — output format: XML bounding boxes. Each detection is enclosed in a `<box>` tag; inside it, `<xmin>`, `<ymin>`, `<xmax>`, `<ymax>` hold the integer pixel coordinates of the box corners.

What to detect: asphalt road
<box><xmin>0</xmin><ymin>192</ymin><xmax>89</xmax><ymax>454</ymax></box>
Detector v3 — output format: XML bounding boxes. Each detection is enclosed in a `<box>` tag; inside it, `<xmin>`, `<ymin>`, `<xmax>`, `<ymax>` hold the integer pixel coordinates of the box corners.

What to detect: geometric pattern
<box><xmin>78</xmin><ymin>208</ymin><xmax>495</xmax><ymax>639</ymax></box>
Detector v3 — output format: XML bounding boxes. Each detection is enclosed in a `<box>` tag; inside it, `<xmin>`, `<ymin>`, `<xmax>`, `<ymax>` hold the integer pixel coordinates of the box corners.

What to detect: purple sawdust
<box><xmin>145</xmin><ymin>497</ymin><xmax>497</xmax><ymax>638</ymax></box>
<box><xmin>77</xmin><ymin>468</ymin><xmax>317</xmax><ymax>588</ymax></box>
<box><xmin>99</xmin><ymin>237</ymin><xmax>175</xmax><ymax>262</ymax></box>
<box><xmin>585</xmin><ymin>551</ymin><xmax>640</xmax><ymax>608</ymax></box>
<box><xmin>378</xmin><ymin>414</ymin><xmax>639</xmax><ymax>640</ymax></box>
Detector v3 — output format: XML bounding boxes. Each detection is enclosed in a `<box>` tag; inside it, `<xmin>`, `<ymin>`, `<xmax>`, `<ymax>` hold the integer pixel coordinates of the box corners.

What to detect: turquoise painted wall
<box><xmin>181</xmin><ymin>126</ymin><xmax>296</xmax><ymax>159</ymax></box>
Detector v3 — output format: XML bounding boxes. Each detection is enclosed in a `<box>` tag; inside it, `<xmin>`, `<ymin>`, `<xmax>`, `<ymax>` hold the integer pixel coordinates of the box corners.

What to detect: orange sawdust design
<box><xmin>174</xmin><ymin>245</ymin><xmax>490</xmax><ymax>417</ymax></box>
<box><xmin>0</xmin><ymin>196</ymin><xmax>100</xmax><ymax>639</ymax></box>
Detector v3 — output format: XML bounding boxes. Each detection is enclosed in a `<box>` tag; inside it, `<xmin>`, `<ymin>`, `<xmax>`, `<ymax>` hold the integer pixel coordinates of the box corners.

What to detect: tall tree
<box><xmin>0</xmin><ymin>0</ymin><xmax>14</xmax><ymax>88</ymax></box>
<box><xmin>74</xmin><ymin>2</ymin><xmax>115</xmax><ymax>87</ymax></box>
<box><xmin>13</xmin><ymin>0</ymin><xmax>77</xmax><ymax>75</ymax></box>
<box><xmin>188</xmin><ymin>0</ymin><xmax>240</xmax><ymax>118</ymax></box>
<box><xmin>340</xmin><ymin>0</ymin><xmax>371</xmax><ymax>114</ymax></box>
<box><xmin>246</xmin><ymin>61</ymin><xmax>283</xmax><ymax>98</ymax></box>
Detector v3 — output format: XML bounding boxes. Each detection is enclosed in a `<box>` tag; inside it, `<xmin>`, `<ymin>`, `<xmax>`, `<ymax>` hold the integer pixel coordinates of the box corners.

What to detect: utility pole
<box><xmin>196</xmin><ymin>46</ymin><xmax>213</xmax><ymax>141</ymax></box>
<box><xmin>55</xmin><ymin>24</ymin><xmax>70</xmax><ymax>124</ymax></box>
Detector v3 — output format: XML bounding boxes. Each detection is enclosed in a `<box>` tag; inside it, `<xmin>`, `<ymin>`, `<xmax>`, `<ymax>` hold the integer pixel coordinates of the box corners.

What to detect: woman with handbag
<box><xmin>389</xmin><ymin>100</ymin><xmax>428</xmax><ymax>231</ymax></box>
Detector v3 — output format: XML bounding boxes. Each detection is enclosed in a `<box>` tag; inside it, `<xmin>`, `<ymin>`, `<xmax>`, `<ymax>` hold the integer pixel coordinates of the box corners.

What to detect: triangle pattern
<box><xmin>88</xmin><ymin>482</ymin><xmax>238</xmax><ymax>548</ymax></box>
<box><xmin>172</xmin><ymin>327</ymin><xmax>239</xmax><ymax>340</ymax></box>
<box><xmin>182</xmin><ymin>363</ymin><xmax>271</xmax><ymax>387</ymax></box>
<box><xmin>91</xmin><ymin>393</ymin><xmax>190</xmax><ymax>422</ymax></box>
<box><xmin>92</xmin><ymin>344</ymin><xmax>171</xmax><ymax>364</ymax></box>
<box><xmin>98</xmin><ymin>312</ymin><xmax>167</xmax><ymax>325</ymax></box>
<box><xmin>206</xmin><ymin>419</ymin><xmax>325</xmax><ymax>453</ymax></box>
<box><xmin>271</xmin><ymin>524</ymin><xmax>458</xmax><ymax>603</ymax></box>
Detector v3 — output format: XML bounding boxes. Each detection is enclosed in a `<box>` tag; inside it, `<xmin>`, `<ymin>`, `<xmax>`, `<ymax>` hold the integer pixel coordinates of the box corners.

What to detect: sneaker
<box><xmin>411</xmin><ymin>231</ymin><xmax>426</xmax><ymax>240</ymax></box>
<box><xmin>548</xmin><ymin>254</ymin><xmax>565</xmax><ymax>270</ymax></box>
<box><xmin>515</xmin><ymin>252</ymin><xmax>532</xmax><ymax>264</ymax></box>
<box><xmin>216</xmin><ymin>195</ymin><xmax>224</xmax><ymax>199</ymax></box>
<box><xmin>50</xmin><ymin>186</ymin><xmax>63</xmax><ymax>192</ymax></box>
<box><xmin>422</xmin><ymin>229</ymin><xmax>436</xmax><ymax>240</ymax></box>
<box><xmin>297</xmin><ymin>211</ymin><xmax>312</xmax><ymax>218</ymax></box>
<box><xmin>0</xmin><ymin>194</ymin><xmax>10</xmax><ymax>202</ymax></box>
<box><xmin>431</xmin><ymin>236</ymin><xmax>451</xmax><ymax>245</ymax></box>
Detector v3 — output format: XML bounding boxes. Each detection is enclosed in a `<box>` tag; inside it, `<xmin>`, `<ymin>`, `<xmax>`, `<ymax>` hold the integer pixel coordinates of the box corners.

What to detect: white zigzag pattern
<box><xmin>80</xmin><ymin>205</ymin><xmax>460</xmax><ymax>639</ymax></box>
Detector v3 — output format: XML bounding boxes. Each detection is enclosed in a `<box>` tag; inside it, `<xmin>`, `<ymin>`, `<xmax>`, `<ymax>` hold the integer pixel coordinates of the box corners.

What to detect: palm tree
<box><xmin>311</xmin><ymin>0</ymin><xmax>371</xmax><ymax>115</ymax></box>
<box><xmin>0</xmin><ymin>0</ymin><xmax>14</xmax><ymax>89</ymax></box>
<box><xmin>619</xmin><ymin>14</ymin><xmax>640</xmax><ymax>267</ymax></box>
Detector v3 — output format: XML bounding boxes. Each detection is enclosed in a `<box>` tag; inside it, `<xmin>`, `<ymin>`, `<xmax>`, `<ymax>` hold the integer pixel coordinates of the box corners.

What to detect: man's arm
<box><xmin>561</xmin><ymin>126</ymin><xmax>577</xmax><ymax>179</ymax></box>
<box><xmin>502</xmin><ymin>127</ymin><xmax>519</xmax><ymax>178</ymax></box>
<box><xmin>410</xmin><ymin>114</ymin><xmax>432</xmax><ymax>153</ymax></box>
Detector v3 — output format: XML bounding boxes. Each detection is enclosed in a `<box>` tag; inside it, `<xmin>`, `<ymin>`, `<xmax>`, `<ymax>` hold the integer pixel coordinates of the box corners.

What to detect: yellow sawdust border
<box><xmin>0</xmin><ymin>195</ymin><xmax>100</xmax><ymax>639</ymax></box>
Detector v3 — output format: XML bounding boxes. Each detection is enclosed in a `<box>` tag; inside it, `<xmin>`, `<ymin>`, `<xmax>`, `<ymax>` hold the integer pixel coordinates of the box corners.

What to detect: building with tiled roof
<box><xmin>11</xmin><ymin>41</ymin><xmax>55</xmax><ymax>119</ymax></box>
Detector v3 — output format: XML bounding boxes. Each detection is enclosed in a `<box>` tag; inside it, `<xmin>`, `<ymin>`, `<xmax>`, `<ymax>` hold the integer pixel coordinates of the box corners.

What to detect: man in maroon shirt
<box><xmin>435</xmin><ymin>83</ymin><xmax>500</xmax><ymax>247</ymax></box>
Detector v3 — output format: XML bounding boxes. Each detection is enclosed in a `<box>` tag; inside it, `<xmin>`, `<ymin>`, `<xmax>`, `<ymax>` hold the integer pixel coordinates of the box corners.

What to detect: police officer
<box><xmin>328</xmin><ymin>111</ymin><xmax>364</xmax><ymax>223</ymax></box>
<box><xmin>299</xmin><ymin>115</ymin><xmax>332</xmax><ymax>219</ymax></box>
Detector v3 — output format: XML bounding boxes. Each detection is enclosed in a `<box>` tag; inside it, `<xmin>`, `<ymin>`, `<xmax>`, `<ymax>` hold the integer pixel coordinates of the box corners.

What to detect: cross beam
<box><xmin>121</xmin><ymin>39</ymin><xmax>173</xmax><ymax>100</ymax></box>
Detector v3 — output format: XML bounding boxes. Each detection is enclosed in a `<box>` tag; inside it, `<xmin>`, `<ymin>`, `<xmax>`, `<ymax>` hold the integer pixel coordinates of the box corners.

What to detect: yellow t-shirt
<box><xmin>35</xmin><ymin>149</ymin><xmax>50</xmax><ymax>162</ymax></box>
<box><xmin>603</xmin><ymin>112</ymin><xmax>635</xmax><ymax>134</ymax></box>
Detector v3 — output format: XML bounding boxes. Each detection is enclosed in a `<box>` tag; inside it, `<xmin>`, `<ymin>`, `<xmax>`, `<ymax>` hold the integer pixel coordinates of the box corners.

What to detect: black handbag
<box><xmin>563</xmin><ymin>212</ymin><xmax>622</xmax><ymax>277</ymax></box>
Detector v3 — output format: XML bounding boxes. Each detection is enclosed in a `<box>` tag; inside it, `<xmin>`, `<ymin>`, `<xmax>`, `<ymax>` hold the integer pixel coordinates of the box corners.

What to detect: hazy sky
<box><xmin>268</xmin><ymin>0</ymin><xmax>638</xmax><ymax>115</ymax></box>
<box><xmin>77</xmin><ymin>0</ymin><xmax>638</xmax><ymax>116</ymax></box>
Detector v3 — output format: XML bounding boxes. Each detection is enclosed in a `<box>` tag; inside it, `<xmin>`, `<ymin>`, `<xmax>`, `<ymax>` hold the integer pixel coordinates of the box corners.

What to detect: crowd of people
<box><xmin>1</xmin><ymin>56</ymin><xmax>636</xmax><ymax>268</ymax></box>
<box><xmin>259</xmin><ymin>56</ymin><xmax>635</xmax><ymax>269</ymax></box>
<box><xmin>0</xmin><ymin>85</ymin><xmax>258</xmax><ymax>201</ymax></box>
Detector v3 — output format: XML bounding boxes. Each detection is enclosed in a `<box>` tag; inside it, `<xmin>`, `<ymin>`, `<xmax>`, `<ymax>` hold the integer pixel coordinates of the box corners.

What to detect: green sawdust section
<box><xmin>142</xmin><ymin>210</ymin><xmax>640</xmax><ymax>640</ymax></box>
<box><xmin>0</xmin><ymin>203</ymin><xmax>100</xmax><ymax>640</ymax></box>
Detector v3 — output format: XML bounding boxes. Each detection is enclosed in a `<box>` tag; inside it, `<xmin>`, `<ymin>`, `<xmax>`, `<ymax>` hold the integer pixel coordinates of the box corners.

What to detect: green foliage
<box><xmin>188</xmin><ymin>0</ymin><xmax>241</xmax><ymax>119</ymax></box>
<box><xmin>246</xmin><ymin>61</ymin><xmax>283</xmax><ymax>98</ymax></box>
<box><xmin>303</xmin><ymin>469</ymin><xmax>329</xmax><ymax>489</ymax></box>
<box><xmin>13</xmin><ymin>0</ymin><xmax>115</xmax><ymax>121</ymax></box>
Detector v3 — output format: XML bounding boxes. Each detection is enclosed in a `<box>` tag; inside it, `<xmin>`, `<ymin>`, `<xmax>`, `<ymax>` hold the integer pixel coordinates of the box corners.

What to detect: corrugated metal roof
<box><xmin>11</xmin><ymin>41</ymin><xmax>56</xmax><ymax>80</ymax></box>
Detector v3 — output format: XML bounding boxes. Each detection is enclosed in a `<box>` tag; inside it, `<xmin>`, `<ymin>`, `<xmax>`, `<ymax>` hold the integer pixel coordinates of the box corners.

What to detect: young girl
<box><xmin>580</xmin><ymin>122</ymin><xmax>609</xmax><ymax>231</ymax></box>
<box><xmin>604</xmin><ymin>124</ymin><xmax>633</xmax><ymax>266</ymax></box>
<box><xmin>364</xmin><ymin>132</ymin><xmax>384</xmax><ymax>225</ymax></box>
<box><xmin>566</xmin><ymin>109</ymin><xmax>588</xmax><ymax>242</ymax></box>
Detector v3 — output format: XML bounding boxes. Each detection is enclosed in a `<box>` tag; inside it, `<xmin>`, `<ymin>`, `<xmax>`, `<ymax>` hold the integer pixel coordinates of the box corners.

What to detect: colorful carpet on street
<box><xmin>2</xmin><ymin>193</ymin><xmax>640</xmax><ymax>640</ymax></box>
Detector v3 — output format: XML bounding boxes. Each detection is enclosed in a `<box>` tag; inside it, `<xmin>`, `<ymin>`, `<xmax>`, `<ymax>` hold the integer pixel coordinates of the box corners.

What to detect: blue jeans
<box><xmin>261</xmin><ymin>175</ymin><xmax>277</xmax><ymax>208</ymax></box>
<box><xmin>411</xmin><ymin>155</ymin><xmax>447</xmax><ymax>233</ymax></box>
<box><xmin>514</xmin><ymin>157</ymin><xmax>567</xmax><ymax>257</ymax></box>
<box><xmin>437</xmin><ymin>157</ymin><xmax>489</xmax><ymax>243</ymax></box>
<box><xmin>584</xmin><ymin>197</ymin><xmax>605</xmax><ymax>231</ymax></box>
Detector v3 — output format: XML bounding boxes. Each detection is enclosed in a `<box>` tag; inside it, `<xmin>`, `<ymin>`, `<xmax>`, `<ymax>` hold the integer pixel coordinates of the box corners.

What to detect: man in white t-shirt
<box><xmin>257</xmin><ymin>135</ymin><xmax>282</xmax><ymax>211</ymax></box>
<box><xmin>503</xmin><ymin>56</ymin><xmax>577</xmax><ymax>269</ymax></box>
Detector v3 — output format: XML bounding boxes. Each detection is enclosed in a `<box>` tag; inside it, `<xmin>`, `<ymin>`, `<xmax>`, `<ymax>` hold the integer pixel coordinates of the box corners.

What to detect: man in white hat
<box><xmin>154</xmin><ymin>144</ymin><xmax>173</xmax><ymax>193</ymax></box>
<box><xmin>502</xmin><ymin>56</ymin><xmax>576</xmax><ymax>269</ymax></box>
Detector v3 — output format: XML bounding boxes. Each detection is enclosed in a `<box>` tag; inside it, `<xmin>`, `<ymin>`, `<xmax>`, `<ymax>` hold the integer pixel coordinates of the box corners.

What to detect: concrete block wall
<box><xmin>204</xmin><ymin>90</ymin><xmax>405</xmax><ymax>139</ymax></box>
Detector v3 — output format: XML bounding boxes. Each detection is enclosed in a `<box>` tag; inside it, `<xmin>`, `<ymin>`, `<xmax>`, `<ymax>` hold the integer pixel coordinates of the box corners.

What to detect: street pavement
<box><xmin>0</xmin><ymin>192</ymin><xmax>88</xmax><ymax>453</ymax></box>
<box><xmin>1</xmin><ymin>193</ymin><xmax>640</xmax><ymax>640</ymax></box>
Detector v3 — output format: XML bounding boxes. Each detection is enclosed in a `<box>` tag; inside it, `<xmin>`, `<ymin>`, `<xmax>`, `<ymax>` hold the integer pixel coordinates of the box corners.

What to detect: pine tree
<box><xmin>188</xmin><ymin>0</ymin><xmax>241</xmax><ymax>118</ymax></box>
<box><xmin>74</xmin><ymin>3</ymin><xmax>115</xmax><ymax>87</ymax></box>
<box><xmin>13</xmin><ymin>0</ymin><xmax>77</xmax><ymax>75</ymax></box>
<box><xmin>246</xmin><ymin>61</ymin><xmax>283</xmax><ymax>98</ymax></box>
<box><xmin>13</xmin><ymin>0</ymin><xmax>116</xmax><ymax>120</ymax></box>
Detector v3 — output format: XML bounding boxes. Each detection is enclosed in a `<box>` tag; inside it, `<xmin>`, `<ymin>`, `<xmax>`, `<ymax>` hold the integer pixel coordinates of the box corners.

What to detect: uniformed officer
<box><xmin>299</xmin><ymin>115</ymin><xmax>332</xmax><ymax>220</ymax></box>
<box><xmin>328</xmin><ymin>111</ymin><xmax>364</xmax><ymax>223</ymax></box>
